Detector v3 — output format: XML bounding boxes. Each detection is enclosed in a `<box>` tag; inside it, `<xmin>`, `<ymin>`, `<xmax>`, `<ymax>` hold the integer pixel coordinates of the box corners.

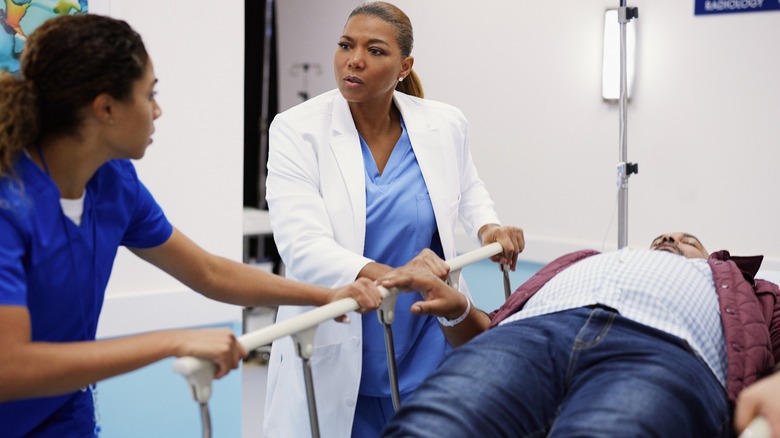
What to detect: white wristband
<box><xmin>437</xmin><ymin>297</ymin><xmax>471</xmax><ymax>327</ymax></box>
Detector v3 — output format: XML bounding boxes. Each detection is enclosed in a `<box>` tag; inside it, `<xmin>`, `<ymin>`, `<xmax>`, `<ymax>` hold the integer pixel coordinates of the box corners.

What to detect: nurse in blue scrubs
<box><xmin>263</xmin><ymin>2</ymin><xmax>526</xmax><ymax>437</ymax></box>
<box><xmin>0</xmin><ymin>14</ymin><xmax>383</xmax><ymax>437</ymax></box>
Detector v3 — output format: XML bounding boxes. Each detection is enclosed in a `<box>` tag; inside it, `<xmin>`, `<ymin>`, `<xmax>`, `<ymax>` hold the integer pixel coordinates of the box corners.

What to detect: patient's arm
<box><xmin>434</xmin><ymin>297</ymin><xmax>492</xmax><ymax>347</ymax></box>
<box><xmin>377</xmin><ymin>267</ymin><xmax>490</xmax><ymax>347</ymax></box>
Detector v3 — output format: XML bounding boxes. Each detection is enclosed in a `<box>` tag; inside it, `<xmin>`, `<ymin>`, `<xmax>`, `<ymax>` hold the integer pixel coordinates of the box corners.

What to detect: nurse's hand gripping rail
<box><xmin>173</xmin><ymin>242</ymin><xmax>506</xmax><ymax>438</ymax></box>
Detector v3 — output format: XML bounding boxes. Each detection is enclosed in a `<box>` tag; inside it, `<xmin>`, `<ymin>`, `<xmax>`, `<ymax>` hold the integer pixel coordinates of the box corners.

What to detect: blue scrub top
<box><xmin>0</xmin><ymin>154</ymin><xmax>173</xmax><ymax>437</ymax></box>
<box><xmin>359</xmin><ymin>119</ymin><xmax>449</xmax><ymax>397</ymax></box>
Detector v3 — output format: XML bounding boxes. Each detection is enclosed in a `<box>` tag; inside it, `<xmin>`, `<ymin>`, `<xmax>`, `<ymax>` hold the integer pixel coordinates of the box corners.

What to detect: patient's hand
<box><xmin>735</xmin><ymin>372</ymin><xmax>780</xmax><ymax>436</ymax></box>
<box><xmin>404</xmin><ymin>248</ymin><xmax>449</xmax><ymax>280</ymax></box>
<box><xmin>377</xmin><ymin>267</ymin><xmax>467</xmax><ymax>320</ymax></box>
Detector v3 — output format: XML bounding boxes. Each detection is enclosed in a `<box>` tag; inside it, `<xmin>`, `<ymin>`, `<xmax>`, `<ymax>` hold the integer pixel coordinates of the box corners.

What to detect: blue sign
<box><xmin>696</xmin><ymin>0</ymin><xmax>780</xmax><ymax>15</ymax></box>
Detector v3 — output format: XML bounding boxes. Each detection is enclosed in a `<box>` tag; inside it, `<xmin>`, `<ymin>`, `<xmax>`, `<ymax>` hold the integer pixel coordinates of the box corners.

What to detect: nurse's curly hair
<box><xmin>348</xmin><ymin>1</ymin><xmax>424</xmax><ymax>98</ymax></box>
<box><xmin>0</xmin><ymin>14</ymin><xmax>149</xmax><ymax>177</ymax></box>
<box><xmin>0</xmin><ymin>73</ymin><xmax>38</xmax><ymax>177</ymax></box>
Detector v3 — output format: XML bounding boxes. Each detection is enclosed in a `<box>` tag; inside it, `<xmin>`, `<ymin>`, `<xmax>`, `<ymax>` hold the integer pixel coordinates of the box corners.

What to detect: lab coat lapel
<box><xmin>330</xmin><ymin>96</ymin><xmax>367</xmax><ymax>251</ymax></box>
<box><xmin>394</xmin><ymin>93</ymin><xmax>455</xmax><ymax>257</ymax></box>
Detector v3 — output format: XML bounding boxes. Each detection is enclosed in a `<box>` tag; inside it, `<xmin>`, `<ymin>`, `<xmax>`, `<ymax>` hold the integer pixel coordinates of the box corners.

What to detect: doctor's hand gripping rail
<box><xmin>173</xmin><ymin>242</ymin><xmax>507</xmax><ymax>438</ymax></box>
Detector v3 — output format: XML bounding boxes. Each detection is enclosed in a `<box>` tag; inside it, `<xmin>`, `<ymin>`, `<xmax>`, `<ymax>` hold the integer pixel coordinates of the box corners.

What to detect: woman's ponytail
<box><xmin>0</xmin><ymin>72</ymin><xmax>40</xmax><ymax>177</ymax></box>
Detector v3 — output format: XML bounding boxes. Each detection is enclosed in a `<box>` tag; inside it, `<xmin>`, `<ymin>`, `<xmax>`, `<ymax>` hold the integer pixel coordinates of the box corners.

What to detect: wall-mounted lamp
<box><xmin>602</xmin><ymin>8</ymin><xmax>637</xmax><ymax>101</ymax></box>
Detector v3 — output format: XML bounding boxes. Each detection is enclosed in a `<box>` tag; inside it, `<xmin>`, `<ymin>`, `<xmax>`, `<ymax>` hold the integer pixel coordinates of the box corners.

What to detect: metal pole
<box><xmin>616</xmin><ymin>2</ymin><xmax>638</xmax><ymax>249</ymax></box>
<box><xmin>383</xmin><ymin>325</ymin><xmax>402</xmax><ymax>411</ymax></box>
<box><xmin>199</xmin><ymin>402</ymin><xmax>212</xmax><ymax>438</ymax></box>
<box><xmin>258</xmin><ymin>0</ymin><xmax>274</xmax><ymax>208</ymax></box>
<box><xmin>502</xmin><ymin>264</ymin><xmax>512</xmax><ymax>300</ymax></box>
<box><xmin>301</xmin><ymin>358</ymin><xmax>321</xmax><ymax>438</ymax></box>
<box><xmin>377</xmin><ymin>292</ymin><xmax>402</xmax><ymax>411</ymax></box>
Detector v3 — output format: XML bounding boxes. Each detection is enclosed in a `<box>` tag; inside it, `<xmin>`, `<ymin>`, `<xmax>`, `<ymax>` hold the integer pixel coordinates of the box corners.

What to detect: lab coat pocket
<box><xmin>309</xmin><ymin>342</ymin><xmax>342</xmax><ymax>367</ymax></box>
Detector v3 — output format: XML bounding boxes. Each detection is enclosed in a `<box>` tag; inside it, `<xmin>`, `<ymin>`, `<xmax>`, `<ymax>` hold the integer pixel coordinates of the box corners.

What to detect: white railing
<box><xmin>172</xmin><ymin>239</ymin><xmax>774</xmax><ymax>438</ymax></box>
<box><xmin>740</xmin><ymin>416</ymin><xmax>770</xmax><ymax>438</ymax></box>
<box><xmin>174</xmin><ymin>242</ymin><xmax>506</xmax><ymax>438</ymax></box>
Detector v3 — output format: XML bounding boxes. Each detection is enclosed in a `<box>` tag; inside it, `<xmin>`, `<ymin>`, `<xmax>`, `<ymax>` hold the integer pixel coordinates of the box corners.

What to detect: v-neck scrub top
<box><xmin>359</xmin><ymin>120</ymin><xmax>447</xmax><ymax>397</ymax></box>
<box><xmin>0</xmin><ymin>154</ymin><xmax>173</xmax><ymax>437</ymax></box>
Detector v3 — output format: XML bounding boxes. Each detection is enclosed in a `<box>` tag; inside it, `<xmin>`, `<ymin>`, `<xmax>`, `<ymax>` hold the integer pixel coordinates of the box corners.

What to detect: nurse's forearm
<box><xmin>0</xmin><ymin>329</ymin><xmax>213</xmax><ymax>401</ymax></box>
<box><xmin>132</xmin><ymin>229</ymin><xmax>338</xmax><ymax>308</ymax></box>
<box><xmin>357</xmin><ymin>261</ymin><xmax>392</xmax><ymax>281</ymax></box>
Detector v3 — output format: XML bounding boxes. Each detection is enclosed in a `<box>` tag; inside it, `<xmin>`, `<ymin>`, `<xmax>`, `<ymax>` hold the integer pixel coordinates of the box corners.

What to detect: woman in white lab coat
<box><xmin>264</xmin><ymin>2</ymin><xmax>524</xmax><ymax>436</ymax></box>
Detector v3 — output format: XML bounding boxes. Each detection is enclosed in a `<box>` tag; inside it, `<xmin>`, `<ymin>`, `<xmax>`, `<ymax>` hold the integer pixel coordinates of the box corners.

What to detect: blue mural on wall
<box><xmin>1</xmin><ymin>0</ymin><xmax>88</xmax><ymax>73</ymax></box>
<box><xmin>695</xmin><ymin>0</ymin><xmax>780</xmax><ymax>15</ymax></box>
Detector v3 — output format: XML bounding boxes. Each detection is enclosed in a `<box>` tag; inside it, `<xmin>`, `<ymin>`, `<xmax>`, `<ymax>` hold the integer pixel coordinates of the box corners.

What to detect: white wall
<box><xmin>92</xmin><ymin>0</ymin><xmax>780</xmax><ymax>337</ymax></box>
<box><xmin>90</xmin><ymin>0</ymin><xmax>245</xmax><ymax>337</ymax></box>
<box><xmin>276</xmin><ymin>0</ymin><xmax>780</xmax><ymax>270</ymax></box>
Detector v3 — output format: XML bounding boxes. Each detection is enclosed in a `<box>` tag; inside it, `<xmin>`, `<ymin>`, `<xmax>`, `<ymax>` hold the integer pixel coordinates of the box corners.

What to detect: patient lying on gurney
<box><xmin>378</xmin><ymin>232</ymin><xmax>780</xmax><ymax>437</ymax></box>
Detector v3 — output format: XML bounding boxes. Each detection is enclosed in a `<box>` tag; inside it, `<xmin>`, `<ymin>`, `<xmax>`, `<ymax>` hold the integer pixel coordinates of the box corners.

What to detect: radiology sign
<box><xmin>695</xmin><ymin>0</ymin><xmax>780</xmax><ymax>15</ymax></box>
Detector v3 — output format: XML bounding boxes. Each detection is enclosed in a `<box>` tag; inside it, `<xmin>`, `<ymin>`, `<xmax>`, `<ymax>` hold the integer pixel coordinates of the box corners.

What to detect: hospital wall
<box><xmin>92</xmin><ymin>0</ymin><xmax>780</xmax><ymax>335</ymax></box>
<box><xmin>70</xmin><ymin>0</ymin><xmax>777</xmax><ymax>434</ymax></box>
<box><xmin>277</xmin><ymin>0</ymin><xmax>780</xmax><ymax>270</ymax></box>
<box><xmin>91</xmin><ymin>0</ymin><xmax>245</xmax><ymax>338</ymax></box>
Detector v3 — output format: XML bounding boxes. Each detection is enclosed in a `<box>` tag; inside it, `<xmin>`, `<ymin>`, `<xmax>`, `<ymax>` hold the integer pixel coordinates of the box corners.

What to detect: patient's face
<box><xmin>650</xmin><ymin>232</ymin><xmax>708</xmax><ymax>259</ymax></box>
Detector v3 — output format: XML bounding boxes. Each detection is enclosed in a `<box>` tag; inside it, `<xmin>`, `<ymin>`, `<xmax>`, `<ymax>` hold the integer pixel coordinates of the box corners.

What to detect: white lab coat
<box><xmin>263</xmin><ymin>89</ymin><xmax>501</xmax><ymax>438</ymax></box>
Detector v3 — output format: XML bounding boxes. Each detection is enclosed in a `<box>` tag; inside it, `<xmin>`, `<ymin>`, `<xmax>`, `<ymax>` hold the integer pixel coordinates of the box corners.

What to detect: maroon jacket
<box><xmin>487</xmin><ymin>249</ymin><xmax>780</xmax><ymax>403</ymax></box>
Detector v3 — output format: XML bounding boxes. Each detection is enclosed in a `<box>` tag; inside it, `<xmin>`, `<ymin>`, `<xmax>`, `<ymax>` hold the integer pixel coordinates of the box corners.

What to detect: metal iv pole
<box><xmin>616</xmin><ymin>1</ymin><xmax>639</xmax><ymax>249</ymax></box>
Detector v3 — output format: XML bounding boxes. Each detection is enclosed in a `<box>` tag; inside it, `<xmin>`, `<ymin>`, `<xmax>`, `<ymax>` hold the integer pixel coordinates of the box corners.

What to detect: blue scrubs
<box><xmin>0</xmin><ymin>154</ymin><xmax>173</xmax><ymax>437</ymax></box>
<box><xmin>353</xmin><ymin>120</ymin><xmax>449</xmax><ymax>435</ymax></box>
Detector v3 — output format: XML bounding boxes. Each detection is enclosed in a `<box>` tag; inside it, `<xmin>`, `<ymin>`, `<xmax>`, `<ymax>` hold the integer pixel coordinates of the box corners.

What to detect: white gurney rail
<box><xmin>173</xmin><ymin>240</ymin><xmax>773</xmax><ymax>438</ymax></box>
<box><xmin>740</xmin><ymin>416</ymin><xmax>770</xmax><ymax>438</ymax></box>
<box><xmin>172</xmin><ymin>242</ymin><xmax>504</xmax><ymax>402</ymax></box>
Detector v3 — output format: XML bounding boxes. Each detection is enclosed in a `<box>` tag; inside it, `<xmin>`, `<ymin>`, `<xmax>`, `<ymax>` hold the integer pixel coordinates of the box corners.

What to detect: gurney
<box><xmin>173</xmin><ymin>242</ymin><xmax>508</xmax><ymax>438</ymax></box>
<box><xmin>172</xmin><ymin>240</ymin><xmax>774</xmax><ymax>438</ymax></box>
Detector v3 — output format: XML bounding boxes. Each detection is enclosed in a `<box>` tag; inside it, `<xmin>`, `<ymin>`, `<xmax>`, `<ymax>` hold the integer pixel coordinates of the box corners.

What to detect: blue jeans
<box><xmin>352</xmin><ymin>394</ymin><xmax>407</xmax><ymax>437</ymax></box>
<box><xmin>382</xmin><ymin>306</ymin><xmax>732</xmax><ymax>438</ymax></box>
